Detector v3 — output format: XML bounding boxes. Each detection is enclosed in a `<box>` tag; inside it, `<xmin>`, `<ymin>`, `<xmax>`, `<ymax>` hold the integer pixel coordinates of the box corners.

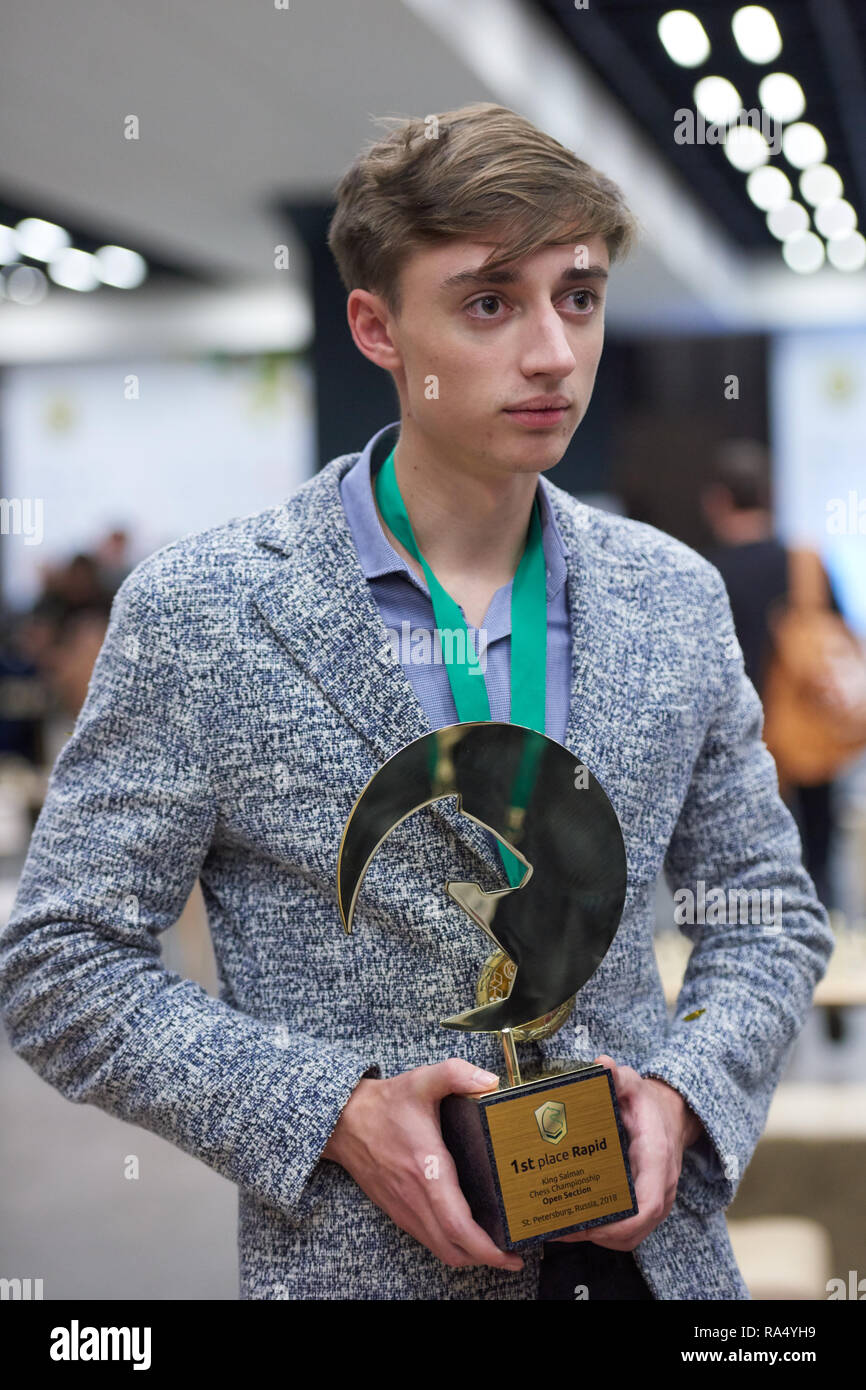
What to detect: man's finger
<box><xmin>595</xmin><ymin>1054</ymin><xmax>643</xmax><ymax>1105</ymax></box>
<box><xmin>594</xmin><ymin>1052</ymin><xmax>618</xmax><ymax>1078</ymax></box>
<box><xmin>583</xmin><ymin>1114</ymin><xmax>671</xmax><ymax>1249</ymax></box>
<box><xmin>417</xmin><ymin>1057</ymin><xmax>501</xmax><ymax>1102</ymax></box>
<box><xmin>425</xmin><ymin>1146</ymin><xmax>524</xmax><ymax>1271</ymax></box>
<box><xmin>555</xmin><ymin>1079</ymin><xmax>661</xmax><ymax>1247</ymax></box>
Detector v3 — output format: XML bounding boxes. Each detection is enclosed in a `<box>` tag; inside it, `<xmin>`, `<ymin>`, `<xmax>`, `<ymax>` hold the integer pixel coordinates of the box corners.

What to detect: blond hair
<box><xmin>327</xmin><ymin>102</ymin><xmax>640</xmax><ymax>317</ymax></box>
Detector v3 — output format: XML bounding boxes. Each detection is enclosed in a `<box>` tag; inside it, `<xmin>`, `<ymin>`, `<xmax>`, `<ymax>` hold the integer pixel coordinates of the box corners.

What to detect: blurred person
<box><xmin>12</xmin><ymin>554</ymin><xmax>114</xmax><ymax>755</ymax></box>
<box><xmin>12</xmin><ymin>600</ymin><xmax>63</xmax><ymax>673</ymax></box>
<box><xmin>20</xmin><ymin>552</ymin><xmax>111</xmax><ymax>663</ymax></box>
<box><xmin>0</xmin><ymin>612</ymin><xmax>44</xmax><ymax>763</ymax></box>
<box><xmin>47</xmin><ymin>605</ymin><xmax>112</xmax><ymax>717</ymax></box>
<box><xmin>702</xmin><ymin>441</ymin><xmax>842</xmax><ymax>913</ymax></box>
<box><xmin>96</xmin><ymin>527</ymin><xmax>133</xmax><ymax>597</ymax></box>
<box><xmin>61</xmin><ymin>551</ymin><xmax>111</xmax><ymax>608</ymax></box>
<box><xmin>0</xmin><ymin>103</ymin><xmax>833</xmax><ymax>1302</ymax></box>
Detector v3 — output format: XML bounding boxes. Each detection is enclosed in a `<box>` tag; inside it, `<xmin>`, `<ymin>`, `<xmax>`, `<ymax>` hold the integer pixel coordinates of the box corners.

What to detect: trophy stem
<box><xmin>500</xmin><ymin>1026</ymin><xmax>522</xmax><ymax>1089</ymax></box>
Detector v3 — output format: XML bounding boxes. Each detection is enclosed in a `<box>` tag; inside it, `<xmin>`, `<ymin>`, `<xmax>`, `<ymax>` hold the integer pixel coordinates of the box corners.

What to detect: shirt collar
<box><xmin>340</xmin><ymin>419</ymin><xmax>568</xmax><ymax>602</ymax></box>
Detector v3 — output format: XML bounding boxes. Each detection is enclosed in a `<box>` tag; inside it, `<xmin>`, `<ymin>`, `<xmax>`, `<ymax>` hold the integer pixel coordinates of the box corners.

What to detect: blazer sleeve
<box><xmin>637</xmin><ymin>564</ymin><xmax>835</xmax><ymax>1215</ymax></box>
<box><xmin>0</xmin><ymin>565</ymin><xmax>382</xmax><ymax>1223</ymax></box>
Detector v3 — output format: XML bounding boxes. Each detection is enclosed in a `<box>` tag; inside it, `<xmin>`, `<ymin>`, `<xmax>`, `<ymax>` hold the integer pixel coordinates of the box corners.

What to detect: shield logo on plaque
<box><xmin>535</xmin><ymin>1100</ymin><xmax>568</xmax><ymax>1145</ymax></box>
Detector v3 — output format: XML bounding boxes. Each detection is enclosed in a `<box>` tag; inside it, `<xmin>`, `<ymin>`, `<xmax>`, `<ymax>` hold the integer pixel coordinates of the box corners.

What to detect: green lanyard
<box><xmin>374</xmin><ymin>444</ymin><xmax>547</xmax><ymax>885</ymax></box>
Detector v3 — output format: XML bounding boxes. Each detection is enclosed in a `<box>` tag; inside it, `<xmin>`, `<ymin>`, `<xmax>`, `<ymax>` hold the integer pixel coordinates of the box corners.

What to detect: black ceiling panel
<box><xmin>534</xmin><ymin>0</ymin><xmax>865</xmax><ymax>251</ymax></box>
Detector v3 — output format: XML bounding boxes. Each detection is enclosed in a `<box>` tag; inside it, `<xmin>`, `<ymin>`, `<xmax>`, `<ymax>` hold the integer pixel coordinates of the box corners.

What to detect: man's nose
<box><xmin>517</xmin><ymin>308</ymin><xmax>579</xmax><ymax>377</ymax></box>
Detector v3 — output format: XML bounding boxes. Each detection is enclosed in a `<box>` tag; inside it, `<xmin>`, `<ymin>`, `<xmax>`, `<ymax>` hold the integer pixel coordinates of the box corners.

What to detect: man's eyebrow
<box><xmin>439</xmin><ymin>264</ymin><xmax>610</xmax><ymax>292</ymax></box>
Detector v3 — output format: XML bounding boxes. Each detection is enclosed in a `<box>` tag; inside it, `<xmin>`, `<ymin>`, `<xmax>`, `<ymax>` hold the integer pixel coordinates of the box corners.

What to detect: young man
<box><xmin>0</xmin><ymin>103</ymin><xmax>834</xmax><ymax>1301</ymax></box>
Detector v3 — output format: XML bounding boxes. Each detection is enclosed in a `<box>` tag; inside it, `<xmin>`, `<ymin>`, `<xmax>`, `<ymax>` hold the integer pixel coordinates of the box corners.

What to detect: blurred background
<box><xmin>1</xmin><ymin>0</ymin><xmax>865</xmax><ymax>1301</ymax></box>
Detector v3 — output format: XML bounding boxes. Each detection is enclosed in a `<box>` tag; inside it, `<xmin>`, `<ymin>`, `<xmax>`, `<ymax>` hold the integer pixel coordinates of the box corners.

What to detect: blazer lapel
<box><xmin>251</xmin><ymin>457</ymin><xmax>498</xmax><ymax>869</ymax></box>
<box><xmin>251</xmin><ymin>461</ymin><xmax>430</xmax><ymax>765</ymax></box>
<box><xmin>546</xmin><ymin>488</ymin><xmax>649</xmax><ymax>784</ymax></box>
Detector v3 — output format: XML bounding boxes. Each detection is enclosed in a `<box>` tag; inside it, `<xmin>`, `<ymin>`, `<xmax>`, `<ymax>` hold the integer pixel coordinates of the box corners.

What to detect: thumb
<box><xmin>594</xmin><ymin>1053</ymin><xmax>619</xmax><ymax>1085</ymax></box>
<box><xmin>422</xmin><ymin>1057</ymin><xmax>501</xmax><ymax>1101</ymax></box>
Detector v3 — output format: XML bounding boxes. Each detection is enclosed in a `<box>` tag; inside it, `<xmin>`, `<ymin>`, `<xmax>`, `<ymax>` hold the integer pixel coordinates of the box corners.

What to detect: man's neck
<box><xmin>373</xmin><ymin>423</ymin><xmax>540</xmax><ymax>592</ymax></box>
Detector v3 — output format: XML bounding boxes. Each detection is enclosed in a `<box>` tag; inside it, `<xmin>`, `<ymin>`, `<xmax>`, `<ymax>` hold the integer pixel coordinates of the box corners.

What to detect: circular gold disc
<box><xmin>476</xmin><ymin>949</ymin><xmax>575</xmax><ymax>1041</ymax></box>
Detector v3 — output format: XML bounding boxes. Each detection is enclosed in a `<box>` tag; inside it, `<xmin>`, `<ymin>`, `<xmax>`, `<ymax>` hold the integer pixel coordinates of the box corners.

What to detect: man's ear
<box><xmin>346</xmin><ymin>288</ymin><xmax>402</xmax><ymax>373</ymax></box>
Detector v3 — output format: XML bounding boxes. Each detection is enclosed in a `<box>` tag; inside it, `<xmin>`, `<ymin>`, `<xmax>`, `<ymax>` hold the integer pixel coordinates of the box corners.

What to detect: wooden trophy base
<box><xmin>440</xmin><ymin>1064</ymin><xmax>637</xmax><ymax>1251</ymax></box>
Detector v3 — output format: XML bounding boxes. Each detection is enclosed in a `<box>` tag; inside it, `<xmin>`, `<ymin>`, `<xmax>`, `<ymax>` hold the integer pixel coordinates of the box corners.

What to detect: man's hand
<box><xmin>554</xmin><ymin>1053</ymin><xmax>703</xmax><ymax>1252</ymax></box>
<box><xmin>321</xmin><ymin>1058</ymin><xmax>525</xmax><ymax>1273</ymax></box>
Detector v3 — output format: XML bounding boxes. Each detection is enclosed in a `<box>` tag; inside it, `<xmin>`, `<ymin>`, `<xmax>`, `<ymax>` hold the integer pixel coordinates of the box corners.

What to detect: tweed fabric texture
<box><xmin>0</xmin><ymin>435</ymin><xmax>834</xmax><ymax>1300</ymax></box>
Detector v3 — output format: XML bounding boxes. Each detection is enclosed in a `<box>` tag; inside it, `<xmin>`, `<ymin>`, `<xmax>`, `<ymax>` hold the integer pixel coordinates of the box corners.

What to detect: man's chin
<box><xmin>499</xmin><ymin>415</ymin><xmax>577</xmax><ymax>463</ymax></box>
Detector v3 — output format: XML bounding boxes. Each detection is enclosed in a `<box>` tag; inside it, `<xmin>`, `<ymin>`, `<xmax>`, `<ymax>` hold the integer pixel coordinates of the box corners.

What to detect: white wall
<box><xmin>771</xmin><ymin>329</ymin><xmax>866</xmax><ymax>636</ymax></box>
<box><xmin>0</xmin><ymin>354</ymin><xmax>315</xmax><ymax>611</ymax></box>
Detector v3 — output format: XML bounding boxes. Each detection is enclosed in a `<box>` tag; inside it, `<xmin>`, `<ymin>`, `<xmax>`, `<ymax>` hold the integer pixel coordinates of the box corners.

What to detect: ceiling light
<box><xmin>782</xmin><ymin>122</ymin><xmax>827</xmax><ymax>169</ymax></box>
<box><xmin>693</xmin><ymin>76</ymin><xmax>742</xmax><ymax>124</ymax></box>
<box><xmin>814</xmin><ymin>199</ymin><xmax>858</xmax><ymax>240</ymax></box>
<box><xmin>0</xmin><ymin>263</ymin><xmax>48</xmax><ymax>305</ymax></box>
<box><xmin>732</xmin><ymin>6</ymin><xmax>782</xmax><ymax>63</ymax></box>
<box><xmin>758</xmin><ymin>72</ymin><xmax>805</xmax><ymax>122</ymax></box>
<box><xmin>48</xmin><ymin>248</ymin><xmax>101</xmax><ymax>291</ymax></box>
<box><xmin>781</xmin><ymin>231</ymin><xmax>825</xmax><ymax>273</ymax></box>
<box><xmin>799</xmin><ymin>164</ymin><xmax>844</xmax><ymax>207</ymax></box>
<box><xmin>0</xmin><ymin>224</ymin><xmax>18</xmax><ymax>262</ymax></box>
<box><xmin>766</xmin><ymin>201</ymin><xmax>810</xmax><ymax>239</ymax></box>
<box><xmin>658</xmin><ymin>10</ymin><xmax>710</xmax><ymax>67</ymax></box>
<box><xmin>826</xmin><ymin>231</ymin><xmax>866</xmax><ymax>272</ymax></box>
<box><xmin>724</xmin><ymin>125</ymin><xmax>770</xmax><ymax>171</ymax></box>
<box><xmin>14</xmin><ymin>217</ymin><xmax>70</xmax><ymax>262</ymax></box>
<box><xmin>747</xmin><ymin>166</ymin><xmax>792</xmax><ymax>210</ymax></box>
<box><xmin>95</xmin><ymin>245</ymin><xmax>147</xmax><ymax>289</ymax></box>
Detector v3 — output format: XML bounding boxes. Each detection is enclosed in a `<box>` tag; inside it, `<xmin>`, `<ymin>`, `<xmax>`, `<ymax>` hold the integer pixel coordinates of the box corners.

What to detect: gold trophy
<box><xmin>336</xmin><ymin>721</ymin><xmax>637</xmax><ymax>1251</ymax></box>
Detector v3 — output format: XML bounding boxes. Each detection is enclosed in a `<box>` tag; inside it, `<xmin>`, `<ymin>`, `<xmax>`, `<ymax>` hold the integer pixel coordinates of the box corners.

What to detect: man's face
<box><xmin>379</xmin><ymin>233</ymin><xmax>609</xmax><ymax>477</ymax></box>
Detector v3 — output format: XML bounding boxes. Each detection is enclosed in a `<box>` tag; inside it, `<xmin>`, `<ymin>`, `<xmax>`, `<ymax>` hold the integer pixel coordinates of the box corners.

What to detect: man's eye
<box><xmin>466</xmin><ymin>294</ymin><xmax>505</xmax><ymax>318</ymax></box>
<box><xmin>566</xmin><ymin>289</ymin><xmax>597</xmax><ymax>314</ymax></box>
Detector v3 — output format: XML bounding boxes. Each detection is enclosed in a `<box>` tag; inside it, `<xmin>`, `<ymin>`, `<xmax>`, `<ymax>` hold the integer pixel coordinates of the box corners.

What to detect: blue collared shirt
<box><xmin>339</xmin><ymin>420</ymin><xmax>572</xmax><ymax>742</ymax></box>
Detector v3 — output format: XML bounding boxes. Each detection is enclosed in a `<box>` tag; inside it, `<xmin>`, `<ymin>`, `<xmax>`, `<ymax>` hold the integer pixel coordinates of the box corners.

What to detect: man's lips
<box><xmin>504</xmin><ymin>403</ymin><xmax>570</xmax><ymax>424</ymax></box>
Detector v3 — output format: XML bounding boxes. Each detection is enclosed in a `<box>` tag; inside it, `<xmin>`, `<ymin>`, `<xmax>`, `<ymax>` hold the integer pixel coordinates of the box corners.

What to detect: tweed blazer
<box><xmin>0</xmin><ymin>440</ymin><xmax>835</xmax><ymax>1300</ymax></box>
